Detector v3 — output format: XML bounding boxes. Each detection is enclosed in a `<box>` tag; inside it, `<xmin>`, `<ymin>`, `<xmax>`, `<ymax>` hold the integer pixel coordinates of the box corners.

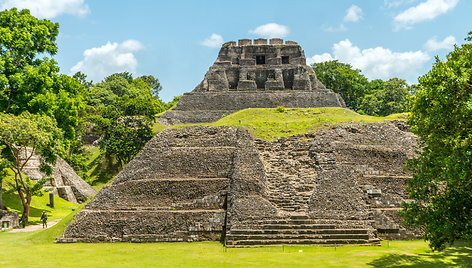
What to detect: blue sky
<box><xmin>1</xmin><ymin>0</ymin><xmax>470</xmax><ymax>101</ymax></box>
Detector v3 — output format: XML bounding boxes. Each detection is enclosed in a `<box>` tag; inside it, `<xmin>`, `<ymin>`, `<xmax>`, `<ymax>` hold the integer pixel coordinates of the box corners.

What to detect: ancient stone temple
<box><xmin>159</xmin><ymin>39</ymin><xmax>345</xmax><ymax>125</ymax></box>
<box><xmin>61</xmin><ymin>123</ymin><xmax>421</xmax><ymax>245</ymax></box>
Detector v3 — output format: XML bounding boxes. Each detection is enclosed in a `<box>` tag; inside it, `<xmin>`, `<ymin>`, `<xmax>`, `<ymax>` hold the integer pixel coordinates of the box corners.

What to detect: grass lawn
<box><xmin>1</xmin><ymin>211</ymin><xmax>470</xmax><ymax>268</ymax></box>
<box><xmin>2</xmin><ymin>190</ymin><xmax>78</xmax><ymax>225</ymax></box>
<box><xmin>174</xmin><ymin>107</ymin><xmax>409</xmax><ymax>141</ymax></box>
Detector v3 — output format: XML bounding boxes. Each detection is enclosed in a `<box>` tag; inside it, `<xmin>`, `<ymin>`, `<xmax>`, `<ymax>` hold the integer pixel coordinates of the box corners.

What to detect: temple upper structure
<box><xmin>194</xmin><ymin>38</ymin><xmax>326</xmax><ymax>92</ymax></box>
<box><xmin>159</xmin><ymin>39</ymin><xmax>346</xmax><ymax>125</ymax></box>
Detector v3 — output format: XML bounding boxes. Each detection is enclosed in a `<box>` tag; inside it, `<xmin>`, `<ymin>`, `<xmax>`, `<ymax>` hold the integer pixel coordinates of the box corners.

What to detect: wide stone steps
<box><xmin>229</xmin><ymin>228</ymin><xmax>368</xmax><ymax>235</ymax></box>
<box><xmin>226</xmin><ymin>215</ymin><xmax>377</xmax><ymax>247</ymax></box>
<box><xmin>227</xmin><ymin>233</ymin><xmax>369</xmax><ymax>241</ymax></box>
<box><xmin>227</xmin><ymin>238</ymin><xmax>372</xmax><ymax>246</ymax></box>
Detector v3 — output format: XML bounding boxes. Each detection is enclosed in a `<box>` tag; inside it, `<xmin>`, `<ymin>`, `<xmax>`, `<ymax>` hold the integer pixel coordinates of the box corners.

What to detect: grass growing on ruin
<box><xmin>1</xmin><ymin>222</ymin><xmax>471</xmax><ymax>268</ymax></box>
<box><xmin>210</xmin><ymin>107</ymin><xmax>408</xmax><ymax>140</ymax></box>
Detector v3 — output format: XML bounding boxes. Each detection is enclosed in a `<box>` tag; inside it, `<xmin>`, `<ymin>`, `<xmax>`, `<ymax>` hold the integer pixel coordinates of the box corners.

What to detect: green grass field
<box><xmin>2</xmin><ymin>185</ymin><xmax>78</xmax><ymax>225</ymax></box>
<box><xmin>1</xmin><ymin>217</ymin><xmax>471</xmax><ymax>268</ymax></box>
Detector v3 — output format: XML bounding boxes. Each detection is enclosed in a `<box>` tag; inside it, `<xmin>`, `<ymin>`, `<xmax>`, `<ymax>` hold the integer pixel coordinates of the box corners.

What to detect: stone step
<box><xmin>229</xmin><ymin>229</ymin><xmax>369</xmax><ymax>235</ymax></box>
<box><xmin>226</xmin><ymin>233</ymin><xmax>370</xmax><ymax>241</ymax></box>
<box><xmin>261</xmin><ymin>224</ymin><xmax>336</xmax><ymax>230</ymax></box>
<box><xmin>227</xmin><ymin>238</ymin><xmax>372</xmax><ymax>246</ymax></box>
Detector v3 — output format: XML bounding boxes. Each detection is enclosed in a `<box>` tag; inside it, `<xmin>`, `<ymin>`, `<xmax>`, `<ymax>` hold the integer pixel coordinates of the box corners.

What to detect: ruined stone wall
<box><xmin>21</xmin><ymin>149</ymin><xmax>96</xmax><ymax>204</ymax></box>
<box><xmin>0</xmin><ymin>210</ymin><xmax>19</xmax><ymax>230</ymax></box>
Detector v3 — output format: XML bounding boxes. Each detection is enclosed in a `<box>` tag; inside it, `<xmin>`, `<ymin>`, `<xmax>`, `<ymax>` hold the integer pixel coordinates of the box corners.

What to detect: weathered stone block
<box><xmin>269</xmin><ymin>38</ymin><xmax>283</xmax><ymax>45</ymax></box>
<box><xmin>238</xmin><ymin>39</ymin><xmax>252</xmax><ymax>46</ymax></box>
<box><xmin>237</xmin><ymin>80</ymin><xmax>257</xmax><ymax>91</ymax></box>
<box><xmin>254</xmin><ymin>38</ymin><xmax>267</xmax><ymax>45</ymax></box>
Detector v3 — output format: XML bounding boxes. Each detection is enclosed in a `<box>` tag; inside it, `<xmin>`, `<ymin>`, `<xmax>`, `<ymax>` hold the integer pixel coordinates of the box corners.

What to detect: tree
<box><xmin>101</xmin><ymin>116</ymin><xmax>153</xmax><ymax>166</ymax></box>
<box><xmin>0</xmin><ymin>8</ymin><xmax>83</xmax><ymax>147</ymax></box>
<box><xmin>0</xmin><ymin>154</ymin><xmax>7</xmax><ymax>210</ymax></box>
<box><xmin>86</xmin><ymin>73</ymin><xmax>164</xmax><ymax>167</ymax></box>
<box><xmin>401</xmin><ymin>37</ymin><xmax>472</xmax><ymax>250</ymax></box>
<box><xmin>0</xmin><ymin>112</ymin><xmax>62</xmax><ymax>225</ymax></box>
<box><xmin>358</xmin><ymin>78</ymin><xmax>412</xmax><ymax>116</ymax></box>
<box><xmin>137</xmin><ymin>75</ymin><xmax>162</xmax><ymax>98</ymax></box>
<box><xmin>312</xmin><ymin>60</ymin><xmax>369</xmax><ymax>110</ymax></box>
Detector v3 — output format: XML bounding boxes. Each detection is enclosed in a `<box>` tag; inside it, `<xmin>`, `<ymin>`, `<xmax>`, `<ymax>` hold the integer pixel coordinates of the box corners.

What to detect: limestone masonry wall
<box><xmin>62</xmin><ymin>123</ymin><xmax>421</xmax><ymax>245</ymax></box>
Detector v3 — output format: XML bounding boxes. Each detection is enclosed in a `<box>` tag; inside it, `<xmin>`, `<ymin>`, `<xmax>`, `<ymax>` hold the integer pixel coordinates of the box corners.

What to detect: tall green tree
<box><xmin>312</xmin><ymin>60</ymin><xmax>369</xmax><ymax>110</ymax></box>
<box><xmin>87</xmin><ymin>73</ymin><xmax>164</xmax><ymax>167</ymax></box>
<box><xmin>359</xmin><ymin>78</ymin><xmax>412</xmax><ymax>116</ymax></box>
<box><xmin>401</xmin><ymin>35</ymin><xmax>472</xmax><ymax>250</ymax></box>
<box><xmin>0</xmin><ymin>112</ymin><xmax>62</xmax><ymax>225</ymax></box>
<box><xmin>0</xmin><ymin>8</ymin><xmax>83</xmax><ymax>146</ymax></box>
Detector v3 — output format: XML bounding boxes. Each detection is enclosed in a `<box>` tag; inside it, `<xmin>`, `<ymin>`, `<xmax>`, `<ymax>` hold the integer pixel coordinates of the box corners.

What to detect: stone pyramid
<box><xmin>61</xmin><ymin>123</ymin><xmax>420</xmax><ymax>244</ymax></box>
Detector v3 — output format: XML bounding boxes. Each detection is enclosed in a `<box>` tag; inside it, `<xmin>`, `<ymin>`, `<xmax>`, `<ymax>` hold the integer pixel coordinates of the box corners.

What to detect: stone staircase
<box><xmin>226</xmin><ymin>215</ymin><xmax>377</xmax><ymax>247</ymax></box>
<box><xmin>255</xmin><ymin>138</ymin><xmax>316</xmax><ymax>212</ymax></box>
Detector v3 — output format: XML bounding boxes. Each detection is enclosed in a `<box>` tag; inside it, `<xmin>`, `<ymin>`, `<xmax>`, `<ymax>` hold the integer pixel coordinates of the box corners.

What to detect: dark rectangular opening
<box><xmin>256</xmin><ymin>55</ymin><xmax>265</xmax><ymax>65</ymax></box>
<box><xmin>282</xmin><ymin>56</ymin><xmax>290</xmax><ymax>64</ymax></box>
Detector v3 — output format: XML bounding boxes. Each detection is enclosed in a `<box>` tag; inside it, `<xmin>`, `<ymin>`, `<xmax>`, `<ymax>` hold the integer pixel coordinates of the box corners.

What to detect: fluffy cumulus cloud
<box><xmin>393</xmin><ymin>0</ymin><xmax>459</xmax><ymax>30</ymax></box>
<box><xmin>344</xmin><ymin>5</ymin><xmax>363</xmax><ymax>22</ymax></box>
<box><xmin>70</xmin><ymin>40</ymin><xmax>144</xmax><ymax>82</ymax></box>
<box><xmin>249</xmin><ymin>23</ymin><xmax>290</xmax><ymax>38</ymax></box>
<box><xmin>424</xmin><ymin>35</ymin><xmax>456</xmax><ymax>51</ymax></box>
<box><xmin>307</xmin><ymin>39</ymin><xmax>430</xmax><ymax>82</ymax></box>
<box><xmin>201</xmin><ymin>34</ymin><xmax>224</xmax><ymax>48</ymax></box>
<box><xmin>0</xmin><ymin>0</ymin><xmax>90</xmax><ymax>19</ymax></box>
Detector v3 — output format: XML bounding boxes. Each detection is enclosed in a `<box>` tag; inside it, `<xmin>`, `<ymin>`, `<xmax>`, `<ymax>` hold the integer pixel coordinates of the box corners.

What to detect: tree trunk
<box><xmin>20</xmin><ymin>203</ymin><xmax>29</xmax><ymax>227</ymax></box>
<box><xmin>0</xmin><ymin>178</ymin><xmax>6</xmax><ymax>210</ymax></box>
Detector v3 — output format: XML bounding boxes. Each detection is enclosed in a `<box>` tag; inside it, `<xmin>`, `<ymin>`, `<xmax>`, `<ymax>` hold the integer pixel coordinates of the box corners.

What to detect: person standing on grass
<box><xmin>41</xmin><ymin>211</ymin><xmax>48</xmax><ymax>228</ymax></box>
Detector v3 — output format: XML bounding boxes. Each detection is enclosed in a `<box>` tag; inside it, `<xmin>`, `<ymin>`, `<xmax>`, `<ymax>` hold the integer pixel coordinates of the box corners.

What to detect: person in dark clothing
<box><xmin>41</xmin><ymin>211</ymin><xmax>48</xmax><ymax>228</ymax></box>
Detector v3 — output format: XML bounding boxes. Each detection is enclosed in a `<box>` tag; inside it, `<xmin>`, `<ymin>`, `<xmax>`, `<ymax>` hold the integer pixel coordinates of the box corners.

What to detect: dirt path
<box><xmin>9</xmin><ymin>220</ymin><xmax>60</xmax><ymax>233</ymax></box>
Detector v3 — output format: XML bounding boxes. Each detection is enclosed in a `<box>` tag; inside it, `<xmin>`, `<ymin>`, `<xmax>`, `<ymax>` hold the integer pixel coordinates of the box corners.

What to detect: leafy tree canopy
<box><xmin>312</xmin><ymin>60</ymin><xmax>369</xmax><ymax>110</ymax></box>
<box><xmin>401</xmin><ymin>37</ymin><xmax>472</xmax><ymax>250</ymax></box>
<box><xmin>0</xmin><ymin>8</ymin><xmax>83</xmax><ymax>145</ymax></box>
<box><xmin>85</xmin><ymin>72</ymin><xmax>164</xmax><ymax>167</ymax></box>
<box><xmin>312</xmin><ymin>60</ymin><xmax>412</xmax><ymax>116</ymax></box>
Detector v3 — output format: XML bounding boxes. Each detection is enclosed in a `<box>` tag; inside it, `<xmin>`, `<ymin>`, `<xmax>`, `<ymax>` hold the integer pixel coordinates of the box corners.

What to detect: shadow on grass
<box><xmin>368</xmin><ymin>241</ymin><xmax>472</xmax><ymax>267</ymax></box>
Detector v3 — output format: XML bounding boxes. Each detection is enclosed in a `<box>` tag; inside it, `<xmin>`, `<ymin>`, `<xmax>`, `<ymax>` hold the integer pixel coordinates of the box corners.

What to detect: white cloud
<box><xmin>308</xmin><ymin>39</ymin><xmax>430</xmax><ymax>82</ymax></box>
<box><xmin>0</xmin><ymin>0</ymin><xmax>90</xmax><ymax>19</ymax></box>
<box><xmin>384</xmin><ymin>0</ymin><xmax>419</xmax><ymax>8</ymax></box>
<box><xmin>393</xmin><ymin>0</ymin><xmax>459</xmax><ymax>30</ymax></box>
<box><xmin>70</xmin><ymin>40</ymin><xmax>144</xmax><ymax>82</ymax></box>
<box><xmin>249</xmin><ymin>23</ymin><xmax>290</xmax><ymax>38</ymax></box>
<box><xmin>424</xmin><ymin>35</ymin><xmax>456</xmax><ymax>51</ymax></box>
<box><xmin>306</xmin><ymin>53</ymin><xmax>333</xmax><ymax>65</ymax></box>
<box><xmin>201</xmin><ymin>34</ymin><xmax>224</xmax><ymax>48</ymax></box>
<box><xmin>344</xmin><ymin>5</ymin><xmax>363</xmax><ymax>22</ymax></box>
<box><xmin>322</xmin><ymin>24</ymin><xmax>347</xmax><ymax>32</ymax></box>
